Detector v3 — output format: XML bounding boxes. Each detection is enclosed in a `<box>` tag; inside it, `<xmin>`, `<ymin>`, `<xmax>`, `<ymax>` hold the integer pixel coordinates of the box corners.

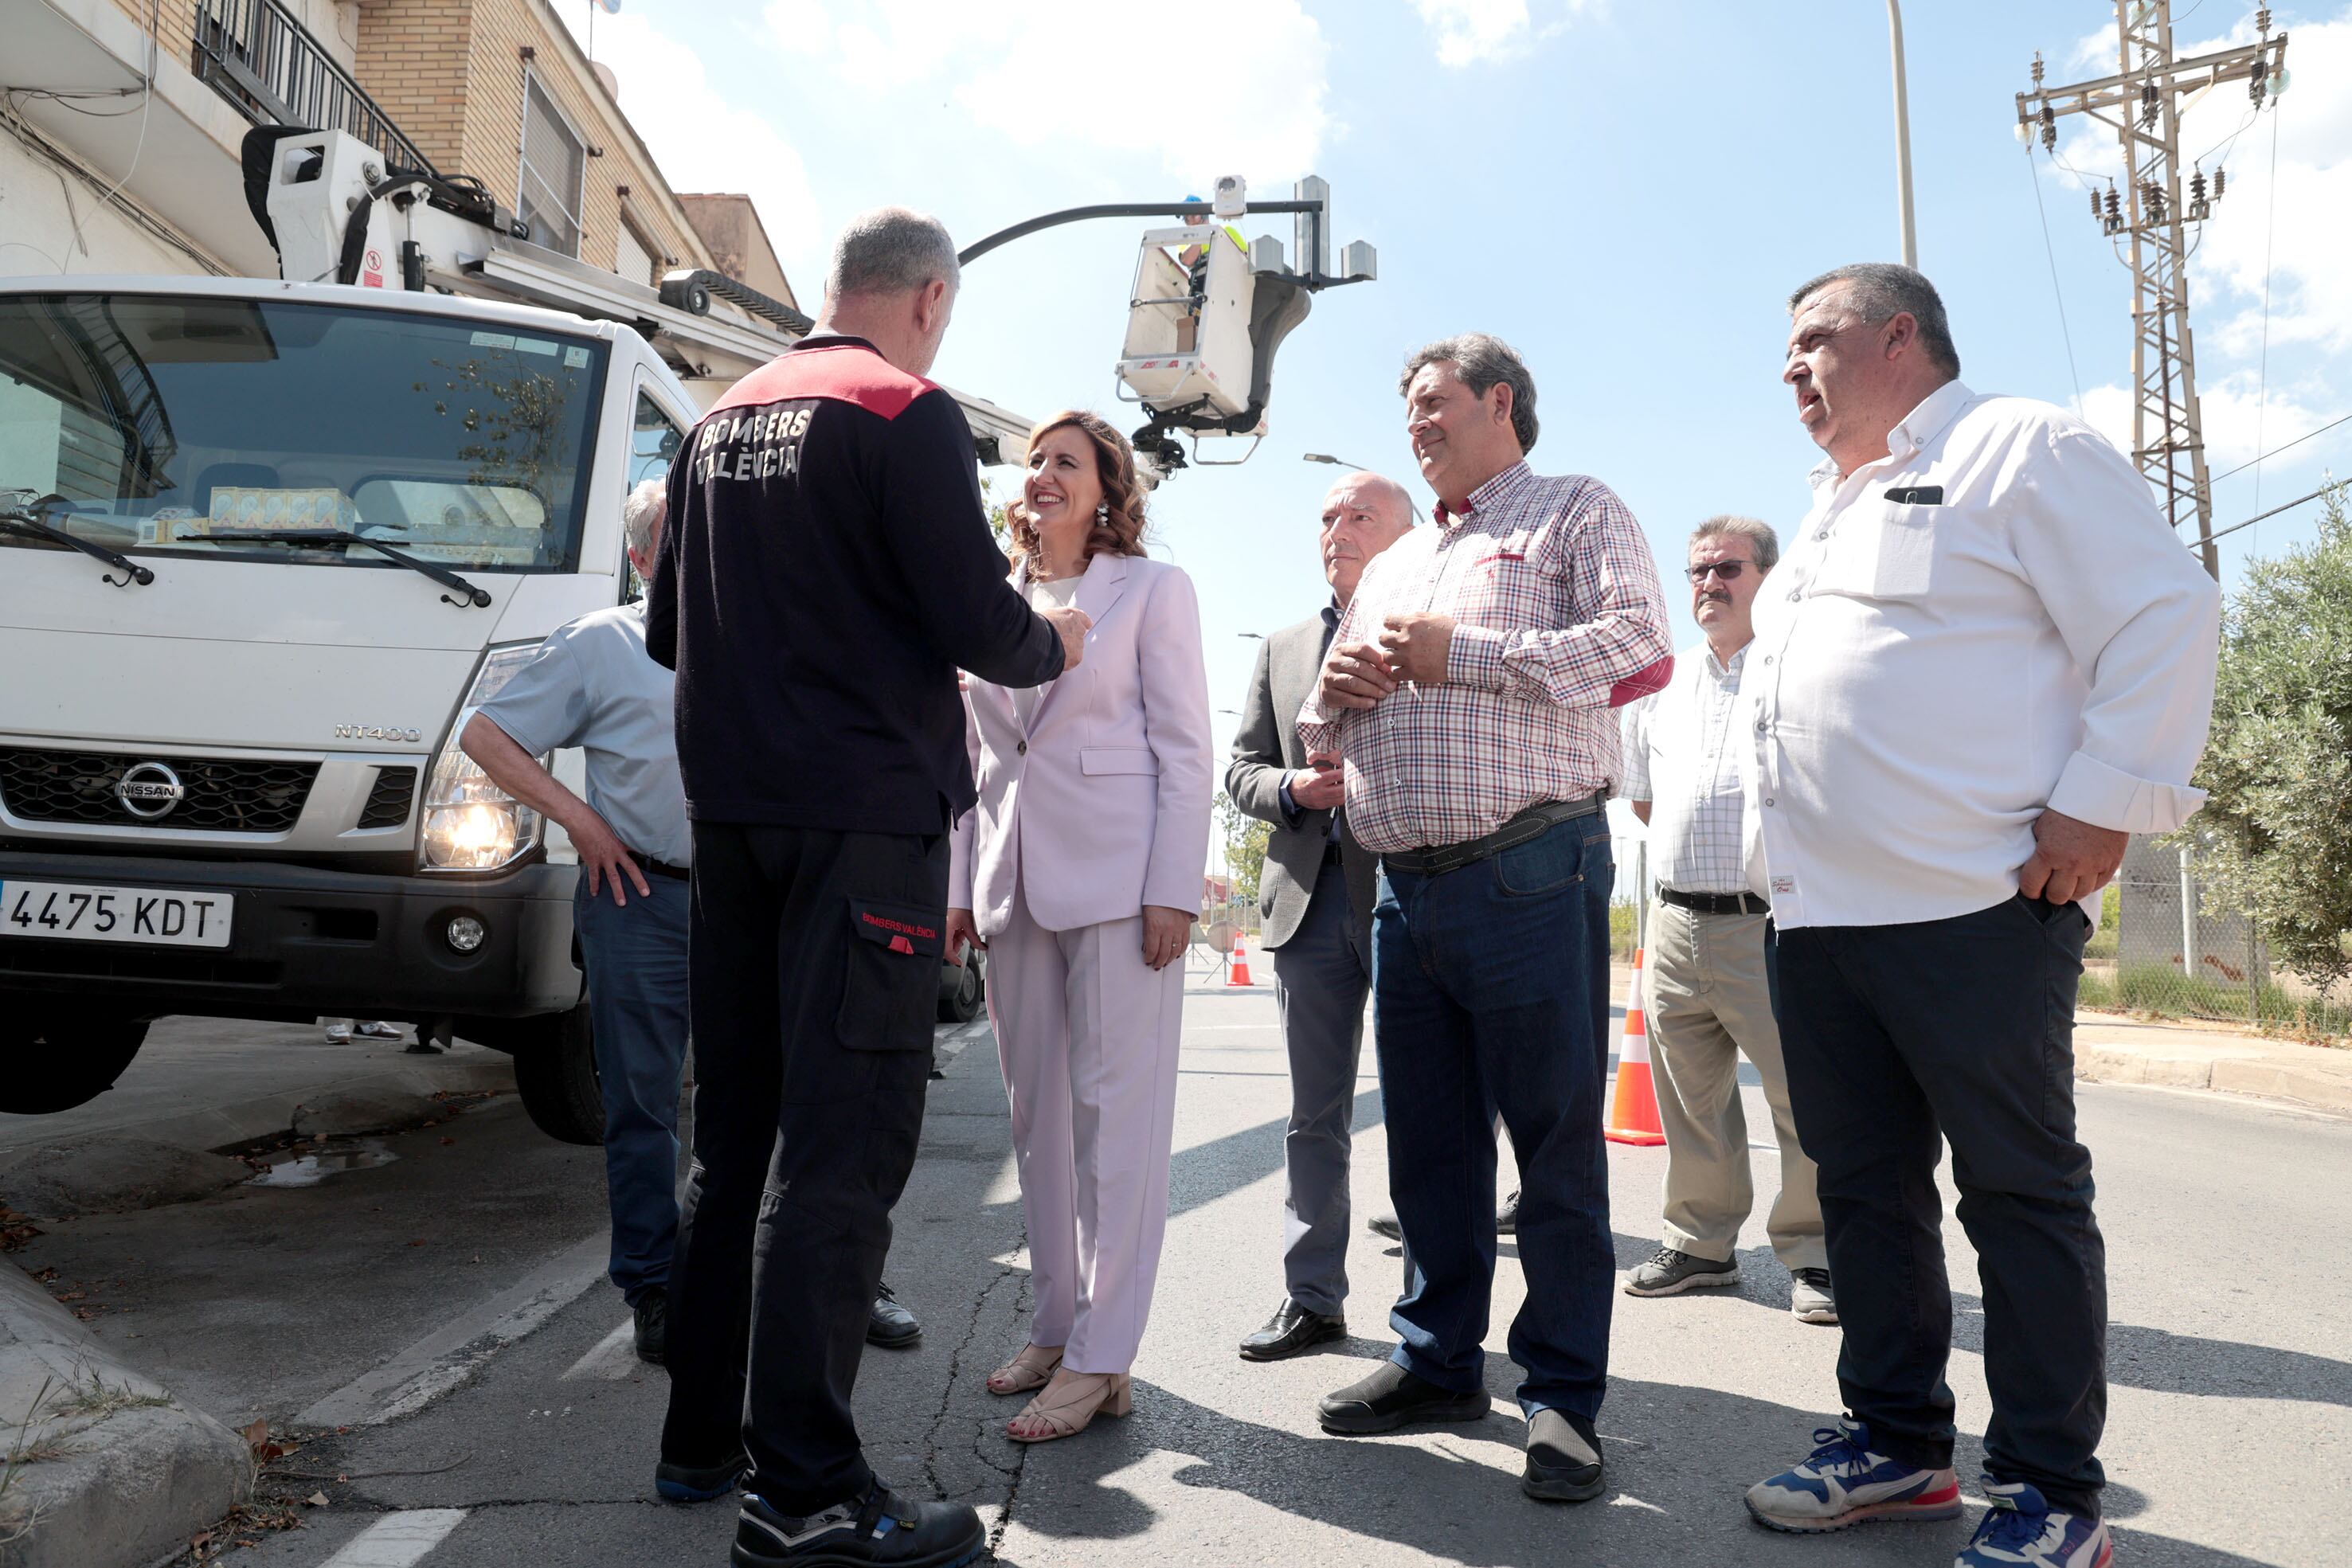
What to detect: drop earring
<box><xmin>1095</xmin><ymin>502</ymin><xmax>1110</xmax><ymax>524</ymax></box>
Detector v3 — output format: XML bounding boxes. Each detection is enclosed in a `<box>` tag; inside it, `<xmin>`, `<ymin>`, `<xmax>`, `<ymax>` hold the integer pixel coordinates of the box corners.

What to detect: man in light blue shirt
<box><xmin>465</xmin><ymin>478</ymin><xmax>695</xmax><ymax>1367</ymax></box>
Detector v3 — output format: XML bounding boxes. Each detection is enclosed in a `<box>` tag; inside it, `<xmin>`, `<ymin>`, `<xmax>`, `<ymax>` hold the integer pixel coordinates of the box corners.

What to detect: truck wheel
<box><xmin>512</xmin><ymin>1003</ymin><xmax>605</xmax><ymax>1146</ymax></box>
<box><xmin>0</xmin><ymin>1009</ymin><xmax>149</xmax><ymax>1113</ymax></box>
<box><xmin>938</xmin><ymin>956</ymin><xmax>984</xmax><ymax>1024</ymax></box>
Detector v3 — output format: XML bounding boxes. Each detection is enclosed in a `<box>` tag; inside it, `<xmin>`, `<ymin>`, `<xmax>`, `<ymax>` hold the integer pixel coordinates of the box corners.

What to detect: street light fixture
<box><xmin>1302</xmin><ymin>452</ymin><xmax>1366</xmax><ymax>470</ymax></box>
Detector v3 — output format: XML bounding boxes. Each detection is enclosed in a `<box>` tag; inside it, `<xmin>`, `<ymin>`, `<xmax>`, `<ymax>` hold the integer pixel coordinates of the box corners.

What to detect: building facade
<box><xmin>2</xmin><ymin>0</ymin><xmax>796</xmax><ymax>307</ymax></box>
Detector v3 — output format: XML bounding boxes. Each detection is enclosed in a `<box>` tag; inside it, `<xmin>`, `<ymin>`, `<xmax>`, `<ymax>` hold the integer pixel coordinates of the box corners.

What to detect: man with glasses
<box><xmin>1617</xmin><ymin>518</ymin><xmax>1830</xmax><ymax>1324</ymax></box>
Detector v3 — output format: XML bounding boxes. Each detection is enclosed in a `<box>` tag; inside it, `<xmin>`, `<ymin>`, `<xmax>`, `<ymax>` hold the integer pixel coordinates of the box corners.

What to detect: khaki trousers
<box><xmin>1644</xmin><ymin>901</ymin><xmax>1826</xmax><ymax>1271</ymax></box>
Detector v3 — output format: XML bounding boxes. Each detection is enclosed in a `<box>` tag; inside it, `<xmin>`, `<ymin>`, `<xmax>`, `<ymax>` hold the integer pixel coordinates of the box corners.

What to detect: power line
<box><xmin>2209</xmin><ymin>410</ymin><xmax>2352</xmax><ymax>487</ymax></box>
<box><xmin>2201</xmin><ymin>483</ymin><xmax>2337</xmax><ymax>549</ymax></box>
<box><xmin>2025</xmin><ymin>146</ymin><xmax>2085</xmax><ymax>409</ymax></box>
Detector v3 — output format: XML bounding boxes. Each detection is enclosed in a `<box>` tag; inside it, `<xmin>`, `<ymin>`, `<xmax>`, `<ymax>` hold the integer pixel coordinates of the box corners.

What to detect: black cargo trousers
<box><xmin>659</xmin><ymin>820</ymin><xmax>947</xmax><ymax>1516</ymax></box>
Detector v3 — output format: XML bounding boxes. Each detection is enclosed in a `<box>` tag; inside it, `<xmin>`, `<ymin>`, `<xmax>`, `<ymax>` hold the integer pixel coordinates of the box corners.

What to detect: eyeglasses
<box><xmin>1686</xmin><ymin>561</ymin><xmax>1750</xmax><ymax>584</ymax></box>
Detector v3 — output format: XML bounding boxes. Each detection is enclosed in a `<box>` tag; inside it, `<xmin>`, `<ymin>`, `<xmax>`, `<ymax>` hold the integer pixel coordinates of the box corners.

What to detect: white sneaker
<box><xmin>1791</xmin><ymin>1267</ymin><xmax>1838</xmax><ymax>1324</ymax></box>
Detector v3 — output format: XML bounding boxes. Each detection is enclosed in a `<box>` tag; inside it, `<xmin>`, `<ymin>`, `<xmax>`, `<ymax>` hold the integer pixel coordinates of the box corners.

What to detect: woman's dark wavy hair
<box><xmin>1006</xmin><ymin>409</ymin><xmax>1150</xmax><ymax>565</ymax></box>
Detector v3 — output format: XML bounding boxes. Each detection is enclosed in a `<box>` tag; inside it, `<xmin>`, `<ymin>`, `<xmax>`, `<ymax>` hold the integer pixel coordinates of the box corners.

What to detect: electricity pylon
<box><xmin>2016</xmin><ymin>3</ymin><xmax>2289</xmax><ymax>579</ymax></box>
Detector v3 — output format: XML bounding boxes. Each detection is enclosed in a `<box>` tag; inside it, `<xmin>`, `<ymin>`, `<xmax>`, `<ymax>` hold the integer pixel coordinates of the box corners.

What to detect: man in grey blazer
<box><xmin>1227</xmin><ymin>470</ymin><xmax>1415</xmax><ymax>1360</ymax></box>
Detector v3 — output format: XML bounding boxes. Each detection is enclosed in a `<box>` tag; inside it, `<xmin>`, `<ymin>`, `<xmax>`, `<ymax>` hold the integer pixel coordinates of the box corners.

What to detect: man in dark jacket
<box><xmin>648</xmin><ymin>206</ymin><xmax>1088</xmax><ymax>1568</ymax></box>
<box><xmin>1225</xmin><ymin>471</ymin><xmax>1411</xmax><ymax>1362</ymax></box>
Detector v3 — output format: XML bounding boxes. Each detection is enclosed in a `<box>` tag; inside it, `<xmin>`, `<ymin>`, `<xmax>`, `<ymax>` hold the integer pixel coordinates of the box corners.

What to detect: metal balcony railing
<box><xmin>194</xmin><ymin>0</ymin><xmax>439</xmax><ymax>177</ymax></box>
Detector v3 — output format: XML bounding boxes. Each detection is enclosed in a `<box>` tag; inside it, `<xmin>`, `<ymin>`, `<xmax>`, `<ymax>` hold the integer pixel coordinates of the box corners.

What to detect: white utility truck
<box><xmin>0</xmin><ymin>129</ymin><xmax>1031</xmax><ymax>1140</ymax></box>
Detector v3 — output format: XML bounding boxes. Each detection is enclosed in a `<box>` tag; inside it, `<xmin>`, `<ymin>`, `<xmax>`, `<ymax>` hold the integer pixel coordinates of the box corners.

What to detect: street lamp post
<box><xmin>1888</xmin><ymin>0</ymin><xmax>1918</xmax><ymax>268</ymax></box>
<box><xmin>1302</xmin><ymin>452</ymin><xmax>1368</xmax><ymax>471</ymax></box>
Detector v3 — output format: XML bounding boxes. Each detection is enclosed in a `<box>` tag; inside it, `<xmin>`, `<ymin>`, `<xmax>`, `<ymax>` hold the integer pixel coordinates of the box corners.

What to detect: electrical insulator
<box><xmin>2147</xmin><ymin>184</ymin><xmax>2166</xmax><ymax>225</ymax></box>
<box><xmin>2213</xmin><ymin>166</ymin><xmax>2226</xmax><ymax>200</ymax></box>
<box><xmin>2090</xmin><ymin>188</ymin><xmax>2103</xmax><ymax>224</ymax></box>
<box><xmin>2041</xmin><ymin>104</ymin><xmax>2057</xmax><ymax>152</ymax></box>
<box><xmin>2250</xmin><ymin>58</ymin><xmax>2267</xmax><ymax>104</ymax></box>
<box><xmin>2190</xmin><ymin>168</ymin><xmax>2209</xmax><ymax>221</ymax></box>
<box><xmin>2141</xmin><ymin>80</ymin><xmax>2160</xmax><ymax>127</ymax></box>
<box><xmin>2104</xmin><ymin>186</ymin><xmax>2123</xmax><ymax>233</ymax></box>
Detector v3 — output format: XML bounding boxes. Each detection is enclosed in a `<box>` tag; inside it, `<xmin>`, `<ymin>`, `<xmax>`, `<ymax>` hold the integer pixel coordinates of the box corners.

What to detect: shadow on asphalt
<box><xmin>1939</xmin><ymin>1288</ymin><xmax>2352</xmax><ymax>1410</ymax></box>
<box><xmin>986</xmin><ymin>1365</ymin><xmax>2283</xmax><ymax>1568</ymax></box>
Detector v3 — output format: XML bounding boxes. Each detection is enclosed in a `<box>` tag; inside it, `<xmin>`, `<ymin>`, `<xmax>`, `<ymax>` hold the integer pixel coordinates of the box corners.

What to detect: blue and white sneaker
<box><xmin>1745</xmin><ymin>1417</ymin><xmax>1963</xmax><ymax>1533</ymax></box>
<box><xmin>1956</xmin><ymin>1480</ymin><xmax>2113</xmax><ymax>1568</ymax></box>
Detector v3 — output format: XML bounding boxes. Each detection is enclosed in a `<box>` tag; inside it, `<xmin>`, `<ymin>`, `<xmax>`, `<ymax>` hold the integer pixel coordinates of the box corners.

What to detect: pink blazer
<box><xmin>950</xmin><ymin>552</ymin><xmax>1213</xmax><ymax>937</ymax></box>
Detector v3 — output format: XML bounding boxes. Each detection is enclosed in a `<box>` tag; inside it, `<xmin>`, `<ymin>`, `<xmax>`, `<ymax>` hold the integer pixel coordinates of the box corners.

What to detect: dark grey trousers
<box><xmin>1269</xmin><ymin>859</ymin><xmax>1371</xmax><ymax>1316</ymax></box>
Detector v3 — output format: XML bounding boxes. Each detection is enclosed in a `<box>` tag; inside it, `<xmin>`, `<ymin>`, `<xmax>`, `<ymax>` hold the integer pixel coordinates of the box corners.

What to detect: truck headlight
<box><xmin>420</xmin><ymin>644</ymin><xmax>545</xmax><ymax>873</ymax></box>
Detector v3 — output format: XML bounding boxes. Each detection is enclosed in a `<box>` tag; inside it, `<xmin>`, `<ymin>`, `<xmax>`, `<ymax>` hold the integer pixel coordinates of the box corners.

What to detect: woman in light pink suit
<box><xmin>945</xmin><ymin>410</ymin><xmax>1212</xmax><ymax>1444</ymax></box>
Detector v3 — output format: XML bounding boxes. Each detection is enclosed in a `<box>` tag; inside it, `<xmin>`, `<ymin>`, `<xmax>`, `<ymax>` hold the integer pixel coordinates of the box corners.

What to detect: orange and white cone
<box><xmin>1604</xmin><ymin>946</ymin><xmax>1666</xmax><ymax>1147</ymax></box>
<box><xmin>1227</xmin><ymin>936</ymin><xmax>1255</xmax><ymax>987</ymax></box>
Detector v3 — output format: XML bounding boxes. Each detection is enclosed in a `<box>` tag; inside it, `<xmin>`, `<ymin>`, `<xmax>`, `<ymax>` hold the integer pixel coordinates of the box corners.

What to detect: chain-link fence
<box><xmin>2084</xmin><ymin>835</ymin><xmax>2350</xmax><ymax>1036</ymax></box>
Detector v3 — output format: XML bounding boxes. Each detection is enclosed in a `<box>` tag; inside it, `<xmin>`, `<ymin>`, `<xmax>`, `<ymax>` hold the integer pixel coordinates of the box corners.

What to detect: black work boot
<box><xmin>733</xmin><ymin>1482</ymin><xmax>984</xmax><ymax>1566</ymax></box>
<box><xmin>632</xmin><ymin>1287</ymin><xmax>668</xmax><ymax>1365</ymax></box>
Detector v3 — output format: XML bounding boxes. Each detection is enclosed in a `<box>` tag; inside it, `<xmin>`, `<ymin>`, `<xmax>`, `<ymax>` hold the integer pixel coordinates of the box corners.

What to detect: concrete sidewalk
<box><xmin>1605</xmin><ymin>960</ymin><xmax>2352</xmax><ymax>1120</ymax></box>
<box><xmin>2073</xmin><ymin>1010</ymin><xmax>2352</xmax><ymax>1116</ymax></box>
<box><xmin>0</xmin><ymin>1017</ymin><xmax>515</xmax><ymax>1161</ymax></box>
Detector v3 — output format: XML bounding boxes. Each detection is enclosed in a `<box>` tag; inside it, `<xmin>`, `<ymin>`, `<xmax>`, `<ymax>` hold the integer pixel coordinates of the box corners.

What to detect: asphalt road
<box><xmin>22</xmin><ymin>960</ymin><xmax>2349</xmax><ymax>1567</ymax></box>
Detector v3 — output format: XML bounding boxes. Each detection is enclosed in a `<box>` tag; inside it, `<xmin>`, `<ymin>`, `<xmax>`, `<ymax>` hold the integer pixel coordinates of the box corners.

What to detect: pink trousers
<box><xmin>986</xmin><ymin>886</ymin><xmax>1185</xmax><ymax>1374</ymax></box>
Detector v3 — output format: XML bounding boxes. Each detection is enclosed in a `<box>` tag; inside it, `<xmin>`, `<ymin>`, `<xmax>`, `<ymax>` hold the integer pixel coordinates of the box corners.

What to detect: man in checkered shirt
<box><xmin>1616</xmin><ymin>516</ymin><xmax>1830</xmax><ymax>1324</ymax></box>
<box><xmin>1298</xmin><ymin>332</ymin><xmax>1671</xmax><ymax>1506</ymax></box>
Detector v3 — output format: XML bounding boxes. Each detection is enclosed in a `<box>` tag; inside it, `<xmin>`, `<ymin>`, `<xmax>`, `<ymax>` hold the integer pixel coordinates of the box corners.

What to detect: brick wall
<box><xmin>354</xmin><ymin>0</ymin><xmax>472</xmax><ymax>172</ymax></box>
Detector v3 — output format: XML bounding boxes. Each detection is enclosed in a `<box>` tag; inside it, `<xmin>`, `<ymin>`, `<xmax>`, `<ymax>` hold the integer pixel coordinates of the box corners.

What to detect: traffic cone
<box><xmin>1227</xmin><ymin>936</ymin><xmax>1254</xmax><ymax>987</ymax></box>
<box><xmin>1604</xmin><ymin>946</ymin><xmax>1666</xmax><ymax>1147</ymax></box>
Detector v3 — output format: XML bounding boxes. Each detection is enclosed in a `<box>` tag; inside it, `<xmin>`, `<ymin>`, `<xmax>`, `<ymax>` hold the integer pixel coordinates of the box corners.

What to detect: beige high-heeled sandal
<box><xmin>1006</xmin><ymin>1370</ymin><xmax>1133</xmax><ymax>1443</ymax></box>
<box><xmin>985</xmin><ymin>1343</ymin><xmax>1063</xmax><ymax>1396</ymax></box>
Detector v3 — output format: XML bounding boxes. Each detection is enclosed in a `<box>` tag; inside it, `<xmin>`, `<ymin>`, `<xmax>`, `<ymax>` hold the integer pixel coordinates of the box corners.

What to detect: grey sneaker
<box><xmin>1790</xmin><ymin>1267</ymin><xmax>1837</xmax><ymax>1324</ymax></box>
<box><xmin>1622</xmin><ymin>1246</ymin><xmax>1740</xmax><ymax>1296</ymax></box>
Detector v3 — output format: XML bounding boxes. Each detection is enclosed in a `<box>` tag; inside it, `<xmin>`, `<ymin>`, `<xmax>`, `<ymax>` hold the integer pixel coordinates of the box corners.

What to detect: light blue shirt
<box><xmin>475</xmin><ymin>601</ymin><xmax>691</xmax><ymax>866</ymax></box>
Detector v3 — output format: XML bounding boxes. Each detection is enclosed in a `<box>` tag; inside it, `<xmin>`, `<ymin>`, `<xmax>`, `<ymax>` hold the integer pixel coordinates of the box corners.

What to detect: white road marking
<box><xmin>562</xmin><ymin>1320</ymin><xmax>640</xmax><ymax>1381</ymax></box>
<box><xmin>296</xmin><ymin>1234</ymin><xmax>608</xmax><ymax>1428</ymax></box>
<box><xmin>316</xmin><ymin>1509</ymin><xmax>468</xmax><ymax>1566</ymax></box>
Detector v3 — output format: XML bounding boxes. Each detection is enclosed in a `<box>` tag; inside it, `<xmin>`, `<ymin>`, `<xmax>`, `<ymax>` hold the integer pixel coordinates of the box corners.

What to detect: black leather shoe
<box><xmin>1317</xmin><ymin>1361</ymin><xmax>1489</xmax><ymax>1434</ymax></box>
<box><xmin>1497</xmin><ymin>1189</ymin><xmax>1520</xmax><ymax>1236</ymax></box>
<box><xmin>1523</xmin><ymin>1408</ymin><xmax>1605</xmax><ymax>1502</ymax></box>
<box><xmin>734</xmin><ymin>1483</ymin><xmax>983</xmax><ymax>1566</ymax></box>
<box><xmin>867</xmin><ymin>1282</ymin><xmax>922</xmax><ymax>1350</ymax></box>
<box><xmin>656</xmin><ymin>1448</ymin><xmax>747</xmax><ymax>1503</ymax></box>
<box><xmin>1238</xmin><ymin>1300</ymin><xmax>1345</xmax><ymax>1362</ymax></box>
<box><xmin>632</xmin><ymin>1287</ymin><xmax>667</xmax><ymax>1366</ymax></box>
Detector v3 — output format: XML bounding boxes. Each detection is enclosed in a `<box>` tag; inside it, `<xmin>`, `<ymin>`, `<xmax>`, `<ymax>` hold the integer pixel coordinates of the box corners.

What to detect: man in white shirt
<box><xmin>1618</xmin><ymin>516</ymin><xmax>1828</xmax><ymax>1324</ymax></box>
<box><xmin>1739</xmin><ymin>265</ymin><xmax>2218</xmax><ymax>1568</ymax></box>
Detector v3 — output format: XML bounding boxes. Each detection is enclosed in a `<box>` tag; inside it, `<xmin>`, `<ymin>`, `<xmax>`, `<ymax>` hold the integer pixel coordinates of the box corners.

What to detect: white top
<box><xmin>1740</xmin><ymin>379</ymin><xmax>2221</xmax><ymax>929</ymax></box>
<box><xmin>1012</xmin><ymin>573</ymin><xmax>1082</xmax><ymax>731</ymax></box>
<box><xmin>1619</xmin><ymin>641</ymin><xmax>1749</xmax><ymax>896</ymax></box>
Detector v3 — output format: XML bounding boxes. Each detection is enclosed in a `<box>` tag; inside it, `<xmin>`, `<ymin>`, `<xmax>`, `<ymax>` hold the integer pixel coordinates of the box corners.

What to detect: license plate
<box><xmin>0</xmin><ymin>880</ymin><xmax>233</xmax><ymax>948</ymax></box>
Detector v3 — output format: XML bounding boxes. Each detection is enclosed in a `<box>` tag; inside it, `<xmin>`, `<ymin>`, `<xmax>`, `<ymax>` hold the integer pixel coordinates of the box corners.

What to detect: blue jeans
<box><xmin>573</xmin><ymin>875</ymin><xmax>691</xmax><ymax>1306</ymax></box>
<box><xmin>1375</xmin><ymin>814</ymin><xmax>1614</xmax><ymax>1420</ymax></box>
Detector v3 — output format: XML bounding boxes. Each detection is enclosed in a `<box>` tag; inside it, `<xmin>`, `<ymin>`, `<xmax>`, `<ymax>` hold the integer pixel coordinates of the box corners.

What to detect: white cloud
<box><xmin>1415</xmin><ymin>0</ymin><xmax>1530</xmax><ymax>67</ymax></box>
<box><xmin>2077</xmin><ymin>371</ymin><xmax>2338</xmax><ymax>480</ymax></box>
<box><xmin>761</xmin><ymin>0</ymin><xmax>1332</xmax><ymax>185</ymax></box>
<box><xmin>1410</xmin><ymin>0</ymin><xmax>1602</xmax><ymax>68</ymax></box>
<box><xmin>554</xmin><ymin>10</ymin><xmax>826</xmax><ymax>274</ymax></box>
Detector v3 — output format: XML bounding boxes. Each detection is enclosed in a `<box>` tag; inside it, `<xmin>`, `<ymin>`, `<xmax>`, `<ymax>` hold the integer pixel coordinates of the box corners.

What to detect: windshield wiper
<box><xmin>225</xmin><ymin>529</ymin><xmax>494</xmax><ymax>609</ymax></box>
<box><xmin>0</xmin><ymin>492</ymin><xmax>154</xmax><ymax>587</ymax></box>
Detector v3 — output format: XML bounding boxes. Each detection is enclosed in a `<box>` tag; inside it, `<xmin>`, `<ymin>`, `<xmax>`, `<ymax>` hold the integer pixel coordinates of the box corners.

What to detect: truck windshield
<box><xmin>0</xmin><ymin>294</ymin><xmax>606</xmax><ymax>573</ymax></box>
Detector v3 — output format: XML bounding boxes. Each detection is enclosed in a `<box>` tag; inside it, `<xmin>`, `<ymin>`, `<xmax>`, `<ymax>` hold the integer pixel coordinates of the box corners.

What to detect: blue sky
<box><xmin>564</xmin><ymin>0</ymin><xmax>2352</xmax><ymax>764</ymax></box>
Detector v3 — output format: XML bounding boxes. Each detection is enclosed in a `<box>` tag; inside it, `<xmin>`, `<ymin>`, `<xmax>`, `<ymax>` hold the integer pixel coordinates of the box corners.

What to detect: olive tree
<box><xmin>2191</xmin><ymin>483</ymin><xmax>2352</xmax><ymax>987</ymax></box>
